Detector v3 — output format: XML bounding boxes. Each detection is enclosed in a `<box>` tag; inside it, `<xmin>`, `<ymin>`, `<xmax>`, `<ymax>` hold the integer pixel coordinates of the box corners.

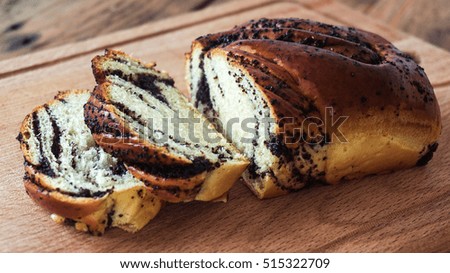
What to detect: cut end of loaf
<box><xmin>202</xmin><ymin>48</ymin><xmax>327</xmax><ymax>197</ymax></box>
<box><xmin>187</xmin><ymin>18</ymin><xmax>442</xmax><ymax>198</ymax></box>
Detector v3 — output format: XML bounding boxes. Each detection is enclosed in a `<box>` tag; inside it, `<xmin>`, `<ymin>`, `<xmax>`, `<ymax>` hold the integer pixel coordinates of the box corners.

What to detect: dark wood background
<box><xmin>0</xmin><ymin>0</ymin><xmax>449</xmax><ymax>62</ymax></box>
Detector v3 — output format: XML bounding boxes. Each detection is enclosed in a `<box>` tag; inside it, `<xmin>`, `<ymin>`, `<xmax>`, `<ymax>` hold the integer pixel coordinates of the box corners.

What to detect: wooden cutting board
<box><xmin>0</xmin><ymin>0</ymin><xmax>449</xmax><ymax>252</ymax></box>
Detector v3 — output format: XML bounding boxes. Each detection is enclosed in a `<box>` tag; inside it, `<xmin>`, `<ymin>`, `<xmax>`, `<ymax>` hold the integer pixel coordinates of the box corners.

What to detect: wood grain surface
<box><xmin>339</xmin><ymin>0</ymin><xmax>450</xmax><ymax>50</ymax></box>
<box><xmin>0</xmin><ymin>0</ymin><xmax>449</xmax><ymax>252</ymax></box>
<box><xmin>0</xmin><ymin>0</ymin><xmax>232</xmax><ymax>60</ymax></box>
<box><xmin>0</xmin><ymin>0</ymin><xmax>449</xmax><ymax>62</ymax></box>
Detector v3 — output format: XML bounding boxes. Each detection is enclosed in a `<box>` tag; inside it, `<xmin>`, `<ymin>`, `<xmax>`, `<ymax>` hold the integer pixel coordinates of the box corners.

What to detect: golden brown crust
<box><xmin>225</xmin><ymin>39</ymin><xmax>440</xmax><ymax>127</ymax></box>
<box><xmin>24</xmin><ymin>175</ymin><xmax>162</xmax><ymax>234</ymax></box>
<box><xmin>18</xmin><ymin>114</ymin><xmax>35</xmax><ymax>164</ymax></box>
<box><xmin>24</xmin><ymin>176</ymin><xmax>105</xmax><ymax>220</ymax></box>
<box><xmin>91</xmin><ymin>49</ymin><xmax>159</xmax><ymax>84</ymax></box>
<box><xmin>126</xmin><ymin>165</ymin><xmax>206</xmax><ymax>202</ymax></box>
<box><xmin>195</xmin><ymin>28</ymin><xmax>380</xmax><ymax>64</ymax></box>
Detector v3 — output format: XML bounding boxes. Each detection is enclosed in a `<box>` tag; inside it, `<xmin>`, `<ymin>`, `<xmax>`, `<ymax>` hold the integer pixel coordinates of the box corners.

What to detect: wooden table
<box><xmin>0</xmin><ymin>0</ymin><xmax>449</xmax><ymax>252</ymax></box>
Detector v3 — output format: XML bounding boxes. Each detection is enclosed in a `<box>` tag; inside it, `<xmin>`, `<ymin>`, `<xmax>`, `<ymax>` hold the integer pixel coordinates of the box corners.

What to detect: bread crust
<box><xmin>92</xmin><ymin>49</ymin><xmax>160</xmax><ymax>84</ymax></box>
<box><xmin>24</xmin><ymin>173</ymin><xmax>105</xmax><ymax>219</ymax></box>
<box><xmin>24</xmin><ymin>175</ymin><xmax>162</xmax><ymax>234</ymax></box>
<box><xmin>127</xmin><ymin>164</ymin><xmax>206</xmax><ymax>202</ymax></box>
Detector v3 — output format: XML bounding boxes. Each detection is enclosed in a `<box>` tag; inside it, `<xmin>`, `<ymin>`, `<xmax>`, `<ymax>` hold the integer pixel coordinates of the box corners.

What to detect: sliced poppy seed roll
<box><xmin>18</xmin><ymin>90</ymin><xmax>162</xmax><ymax>235</ymax></box>
<box><xmin>85</xmin><ymin>50</ymin><xmax>249</xmax><ymax>203</ymax></box>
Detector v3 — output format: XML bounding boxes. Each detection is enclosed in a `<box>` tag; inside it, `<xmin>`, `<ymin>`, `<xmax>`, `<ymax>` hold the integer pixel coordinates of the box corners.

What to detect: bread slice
<box><xmin>84</xmin><ymin>50</ymin><xmax>249</xmax><ymax>202</ymax></box>
<box><xmin>17</xmin><ymin>90</ymin><xmax>162</xmax><ymax>235</ymax></box>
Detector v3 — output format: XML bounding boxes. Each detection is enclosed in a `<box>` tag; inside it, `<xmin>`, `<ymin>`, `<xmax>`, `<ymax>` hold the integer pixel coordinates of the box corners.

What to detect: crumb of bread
<box><xmin>50</xmin><ymin>214</ymin><xmax>65</xmax><ymax>225</ymax></box>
